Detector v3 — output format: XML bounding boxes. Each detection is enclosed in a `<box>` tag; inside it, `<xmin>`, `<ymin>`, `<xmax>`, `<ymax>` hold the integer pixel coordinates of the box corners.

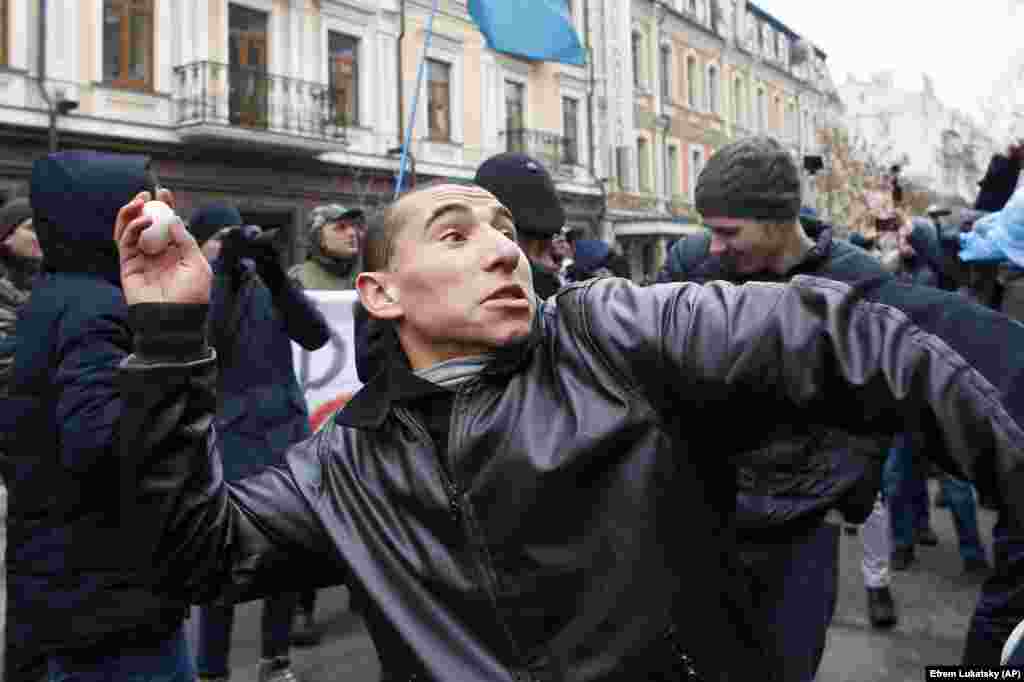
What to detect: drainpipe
<box><xmin>584</xmin><ymin>0</ymin><xmax>595</xmax><ymax>180</ymax></box>
<box><xmin>396</xmin><ymin>0</ymin><xmax>404</xmax><ymax>149</ymax></box>
<box><xmin>37</xmin><ymin>0</ymin><xmax>56</xmax><ymax>152</ymax></box>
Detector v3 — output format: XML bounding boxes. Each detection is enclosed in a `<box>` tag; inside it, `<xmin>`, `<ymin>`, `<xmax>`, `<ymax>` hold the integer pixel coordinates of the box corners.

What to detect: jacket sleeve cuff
<box><xmin>125</xmin><ymin>303</ymin><xmax>213</xmax><ymax>367</ymax></box>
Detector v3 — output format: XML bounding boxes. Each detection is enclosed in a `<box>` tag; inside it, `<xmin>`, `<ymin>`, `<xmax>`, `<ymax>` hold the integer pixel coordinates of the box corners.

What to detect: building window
<box><xmin>427</xmin><ymin>59</ymin><xmax>451</xmax><ymax>142</ymax></box>
<box><xmin>689</xmin><ymin>145</ymin><xmax>705</xmax><ymax>198</ymax></box>
<box><xmin>733</xmin><ymin>77</ymin><xmax>744</xmax><ymax>126</ymax></box>
<box><xmin>773</xmin><ymin>96</ymin><xmax>781</xmax><ymax>132</ymax></box>
<box><xmin>666</xmin><ymin>144</ymin><xmax>679</xmax><ymax>196</ymax></box>
<box><xmin>756</xmin><ymin>87</ymin><xmax>765</xmax><ymax>131</ymax></box>
<box><xmin>505</xmin><ymin>79</ymin><xmax>525</xmax><ymax>152</ymax></box>
<box><xmin>632</xmin><ymin>31</ymin><xmax>643</xmax><ymax>88</ymax></box>
<box><xmin>103</xmin><ymin>0</ymin><xmax>154</xmax><ymax>89</ymax></box>
<box><xmin>686</xmin><ymin>56</ymin><xmax>697</xmax><ymax>109</ymax></box>
<box><xmin>659</xmin><ymin>45</ymin><xmax>671</xmax><ymax>100</ymax></box>
<box><xmin>688</xmin><ymin>0</ymin><xmax>697</xmax><ymax>12</ymax></box>
<box><xmin>802</xmin><ymin>109</ymin><xmax>810</xmax><ymax>148</ymax></box>
<box><xmin>786</xmin><ymin>101</ymin><xmax>796</xmax><ymax>140</ymax></box>
<box><xmin>562</xmin><ymin>96</ymin><xmax>579</xmax><ymax>165</ymax></box>
<box><xmin>706</xmin><ymin>64</ymin><xmax>719</xmax><ymax>114</ymax></box>
<box><xmin>328</xmin><ymin>32</ymin><xmax>359</xmax><ymax>127</ymax></box>
<box><xmin>638</xmin><ymin>137</ymin><xmax>651</xmax><ymax>192</ymax></box>
<box><xmin>616</xmin><ymin>146</ymin><xmax>632</xmax><ymax>191</ymax></box>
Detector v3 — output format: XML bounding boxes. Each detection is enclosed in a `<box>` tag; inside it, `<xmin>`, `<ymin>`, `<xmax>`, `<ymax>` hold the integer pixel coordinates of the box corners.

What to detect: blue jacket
<box><xmin>207</xmin><ymin>257</ymin><xmax>330</xmax><ymax>482</ymax></box>
<box><xmin>5</xmin><ymin>152</ymin><xmax>189</xmax><ymax>655</ymax></box>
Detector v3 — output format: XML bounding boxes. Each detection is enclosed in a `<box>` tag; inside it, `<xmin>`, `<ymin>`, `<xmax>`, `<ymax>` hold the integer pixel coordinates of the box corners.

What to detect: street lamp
<box><xmin>48</xmin><ymin>95</ymin><xmax>79</xmax><ymax>153</ymax></box>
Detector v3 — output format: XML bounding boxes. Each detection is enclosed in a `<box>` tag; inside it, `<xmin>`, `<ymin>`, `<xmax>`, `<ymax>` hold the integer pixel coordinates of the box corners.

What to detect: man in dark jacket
<box><xmin>0</xmin><ymin>195</ymin><xmax>42</xmax><ymax>679</ymax></box>
<box><xmin>883</xmin><ymin>218</ymin><xmax>988</xmax><ymax>576</ymax></box>
<box><xmin>975</xmin><ymin>142</ymin><xmax>1023</xmax><ymax>213</ymax></box>
<box><xmin>6</xmin><ymin>152</ymin><xmax>194</xmax><ymax>680</ymax></box>
<box><xmin>475</xmin><ymin>152</ymin><xmax>565</xmax><ymax>299</ymax></box>
<box><xmin>656</xmin><ymin>136</ymin><xmax>897</xmax><ymax>679</ymax></box>
<box><xmin>111</xmin><ymin>181</ymin><xmax>1024</xmax><ymax>682</ymax></box>
<box><xmin>188</xmin><ymin>204</ymin><xmax>331</xmax><ymax>682</ymax></box>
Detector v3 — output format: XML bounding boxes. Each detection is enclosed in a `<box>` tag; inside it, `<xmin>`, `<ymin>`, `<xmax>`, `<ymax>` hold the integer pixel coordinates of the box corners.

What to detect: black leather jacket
<box><xmin>659</xmin><ymin>230</ymin><xmax>890</xmax><ymax>529</ymax></box>
<box><xmin>119</xmin><ymin>277</ymin><xmax>1024</xmax><ymax>682</ymax></box>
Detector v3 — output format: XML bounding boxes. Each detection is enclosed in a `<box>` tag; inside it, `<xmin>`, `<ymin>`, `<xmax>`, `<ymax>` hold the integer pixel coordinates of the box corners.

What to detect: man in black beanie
<box><xmin>474</xmin><ymin>152</ymin><xmax>566</xmax><ymax>299</ymax></box>
<box><xmin>660</xmin><ymin>135</ymin><xmax>898</xmax><ymax>680</ymax></box>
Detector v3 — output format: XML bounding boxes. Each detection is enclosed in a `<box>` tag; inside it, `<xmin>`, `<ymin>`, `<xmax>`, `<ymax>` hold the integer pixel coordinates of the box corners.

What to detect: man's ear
<box><xmin>356</xmin><ymin>272</ymin><xmax>403</xmax><ymax>321</ymax></box>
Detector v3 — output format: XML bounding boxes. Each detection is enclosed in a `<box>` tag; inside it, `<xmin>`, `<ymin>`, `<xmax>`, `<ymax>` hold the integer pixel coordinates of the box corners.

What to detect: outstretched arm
<box><xmin>574</xmin><ymin>276</ymin><xmax>1024</xmax><ymax>529</ymax></box>
<box><xmin>115</xmin><ymin>193</ymin><xmax>343</xmax><ymax>604</ymax></box>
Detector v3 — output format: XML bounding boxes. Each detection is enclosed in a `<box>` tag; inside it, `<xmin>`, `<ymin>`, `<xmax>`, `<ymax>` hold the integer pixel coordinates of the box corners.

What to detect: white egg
<box><xmin>139</xmin><ymin>200</ymin><xmax>179</xmax><ymax>255</ymax></box>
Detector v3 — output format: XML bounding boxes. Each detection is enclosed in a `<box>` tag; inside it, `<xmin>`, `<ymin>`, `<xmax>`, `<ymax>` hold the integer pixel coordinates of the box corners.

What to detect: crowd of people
<box><xmin>0</xmin><ymin>136</ymin><xmax>1022</xmax><ymax>682</ymax></box>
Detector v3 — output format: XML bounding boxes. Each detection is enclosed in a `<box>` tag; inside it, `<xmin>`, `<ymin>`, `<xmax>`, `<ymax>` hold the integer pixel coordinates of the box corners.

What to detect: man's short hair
<box><xmin>695</xmin><ymin>136</ymin><xmax>801</xmax><ymax>222</ymax></box>
<box><xmin>363</xmin><ymin>182</ymin><xmax>448</xmax><ymax>272</ymax></box>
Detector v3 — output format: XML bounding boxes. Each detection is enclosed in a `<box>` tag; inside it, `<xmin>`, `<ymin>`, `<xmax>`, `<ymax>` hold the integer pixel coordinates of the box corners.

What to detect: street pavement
<box><xmin>189</xmin><ymin>480</ymin><xmax>998</xmax><ymax>681</ymax></box>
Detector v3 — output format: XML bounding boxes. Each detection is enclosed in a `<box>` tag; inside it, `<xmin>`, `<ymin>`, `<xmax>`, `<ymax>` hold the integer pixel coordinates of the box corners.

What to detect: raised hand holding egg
<box><xmin>139</xmin><ymin>200</ymin><xmax>180</xmax><ymax>255</ymax></box>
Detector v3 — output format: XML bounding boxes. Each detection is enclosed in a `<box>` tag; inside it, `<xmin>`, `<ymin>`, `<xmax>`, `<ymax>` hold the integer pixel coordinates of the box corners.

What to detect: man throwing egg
<box><xmin>5</xmin><ymin>152</ymin><xmax>196</xmax><ymax>680</ymax></box>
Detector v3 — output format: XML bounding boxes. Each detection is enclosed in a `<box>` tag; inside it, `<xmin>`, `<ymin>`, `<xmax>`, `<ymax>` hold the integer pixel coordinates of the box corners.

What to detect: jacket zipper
<box><xmin>395</xmin><ymin>388</ymin><xmax>532</xmax><ymax>677</ymax></box>
<box><xmin>447</xmin><ymin>381</ymin><xmax>531</xmax><ymax>674</ymax></box>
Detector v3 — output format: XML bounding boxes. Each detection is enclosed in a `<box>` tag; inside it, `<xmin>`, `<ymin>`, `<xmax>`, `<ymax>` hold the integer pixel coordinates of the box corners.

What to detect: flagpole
<box><xmin>394</xmin><ymin>0</ymin><xmax>441</xmax><ymax>199</ymax></box>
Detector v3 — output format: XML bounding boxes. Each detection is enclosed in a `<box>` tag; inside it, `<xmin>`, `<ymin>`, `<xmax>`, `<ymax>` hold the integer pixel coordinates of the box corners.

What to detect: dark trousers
<box><xmin>963</xmin><ymin>508</ymin><xmax>1024</xmax><ymax>664</ymax></box>
<box><xmin>738</xmin><ymin>520</ymin><xmax>840</xmax><ymax>682</ymax></box>
<box><xmin>885</xmin><ymin>432</ymin><xmax>985</xmax><ymax>562</ymax></box>
<box><xmin>47</xmin><ymin>625</ymin><xmax>193</xmax><ymax>682</ymax></box>
<box><xmin>196</xmin><ymin>593</ymin><xmax>297</xmax><ymax>676</ymax></box>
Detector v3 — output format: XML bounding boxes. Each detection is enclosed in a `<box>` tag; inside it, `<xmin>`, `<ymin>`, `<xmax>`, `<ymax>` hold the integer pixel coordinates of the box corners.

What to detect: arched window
<box><xmin>733</xmin><ymin>77</ymin><xmax>744</xmax><ymax>126</ymax></box>
<box><xmin>686</xmin><ymin>55</ymin><xmax>698</xmax><ymax>108</ymax></box>
<box><xmin>707</xmin><ymin>64</ymin><xmax>719</xmax><ymax>114</ymax></box>
<box><xmin>632</xmin><ymin>31</ymin><xmax>643</xmax><ymax>87</ymax></box>
<box><xmin>660</xmin><ymin>45</ymin><xmax>672</xmax><ymax>100</ymax></box>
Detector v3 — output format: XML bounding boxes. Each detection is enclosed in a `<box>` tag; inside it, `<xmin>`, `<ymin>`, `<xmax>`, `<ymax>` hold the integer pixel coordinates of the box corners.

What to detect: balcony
<box><xmin>500</xmin><ymin>128</ymin><xmax>581</xmax><ymax>177</ymax></box>
<box><xmin>172</xmin><ymin>61</ymin><xmax>350</xmax><ymax>154</ymax></box>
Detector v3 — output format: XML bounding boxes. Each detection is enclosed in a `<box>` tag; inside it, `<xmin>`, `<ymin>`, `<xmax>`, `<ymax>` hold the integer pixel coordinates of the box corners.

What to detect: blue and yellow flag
<box><xmin>468</xmin><ymin>0</ymin><xmax>586</xmax><ymax>66</ymax></box>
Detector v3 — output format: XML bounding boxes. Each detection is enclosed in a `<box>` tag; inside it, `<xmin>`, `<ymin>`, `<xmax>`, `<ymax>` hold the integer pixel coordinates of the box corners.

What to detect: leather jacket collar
<box><xmin>339</xmin><ymin>297</ymin><xmax>545</xmax><ymax>430</ymax></box>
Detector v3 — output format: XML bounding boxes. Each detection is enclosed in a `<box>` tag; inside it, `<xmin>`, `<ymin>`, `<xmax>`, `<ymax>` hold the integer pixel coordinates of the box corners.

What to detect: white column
<box><xmin>289</xmin><ymin>0</ymin><xmax>303</xmax><ymax>81</ymax></box>
<box><xmin>481</xmin><ymin>54</ymin><xmax>499</xmax><ymax>155</ymax></box>
<box><xmin>10</xmin><ymin>0</ymin><xmax>29</xmax><ymax>72</ymax></box>
<box><xmin>156</xmin><ymin>0</ymin><xmax>174</xmax><ymax>93</ymax></box>
<box><xmin>378</xmin><ymin>31</ymin><xmax>398</xmax><ymax>147</ymax></box>
<box><xmin>195</xmin><ymin>0</ymin><xmax>210</xmax><ymax>63</ymax></box>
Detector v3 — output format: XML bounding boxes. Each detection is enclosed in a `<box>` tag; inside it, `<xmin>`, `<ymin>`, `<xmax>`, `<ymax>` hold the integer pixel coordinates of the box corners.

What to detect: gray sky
<box><xmin>757</xmin><ymin>0</ymin><xmax>1023</xmax><ymax>122</ymax></box>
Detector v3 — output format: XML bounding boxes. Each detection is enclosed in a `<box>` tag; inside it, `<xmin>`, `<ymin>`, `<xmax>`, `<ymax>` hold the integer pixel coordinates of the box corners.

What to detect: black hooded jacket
<box><xmin>5</xmin><ymin>152</ymin><xmax>189</xmax><ymax>656</ymax></box>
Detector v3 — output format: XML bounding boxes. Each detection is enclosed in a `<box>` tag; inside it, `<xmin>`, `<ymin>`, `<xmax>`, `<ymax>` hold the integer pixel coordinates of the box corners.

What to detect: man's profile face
<box><xmin>3</xmin><ymin>220</ymin><xmax>42</xmax><ymax>261</ymax></box>
<box><xmin>705</xmin><ymin>216</ymin><xmax>782</xmax><ymax>274</ymax></box>
<box><xmin>386</xmin><ymin>184</ymin><xmax>535</xmax><ymax>363</ymax></box>
<box><xmin>321</xmin><ymin>217</ymin><xmax>360</xmax><ymax>258</ymax></box>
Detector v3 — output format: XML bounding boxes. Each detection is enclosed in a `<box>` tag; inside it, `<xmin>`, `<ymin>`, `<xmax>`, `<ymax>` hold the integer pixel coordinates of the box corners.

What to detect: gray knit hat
<box><xmin>695</xmin><ymin>136</ymin><xmax>802</xmax><ymax>221</ymax></box>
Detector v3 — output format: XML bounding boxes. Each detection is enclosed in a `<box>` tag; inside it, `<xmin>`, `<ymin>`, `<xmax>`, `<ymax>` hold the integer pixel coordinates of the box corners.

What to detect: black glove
<box><xmin>221</xmin><ymin>225</ymin><xmax>285</xmax><ymax>292</ymax></box>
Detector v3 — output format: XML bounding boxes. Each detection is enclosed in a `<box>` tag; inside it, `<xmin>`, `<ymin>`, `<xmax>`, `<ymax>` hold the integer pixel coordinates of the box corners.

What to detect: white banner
<box><xmin>291</xmin><ymin>290</ymin><xmax>365</xmax><ymax>423</ymax></box>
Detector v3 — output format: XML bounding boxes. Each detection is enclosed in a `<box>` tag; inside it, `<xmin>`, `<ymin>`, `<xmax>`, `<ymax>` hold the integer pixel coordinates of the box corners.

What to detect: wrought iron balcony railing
<box><xmin>172</xmin><ymin>61</ymin><xmax>349</xmax><ymax>143</ymax></box>
<box><xmin>501</xmin><ymin>128</ymin><xmax>581</xmax><ymax>172</ymax></box>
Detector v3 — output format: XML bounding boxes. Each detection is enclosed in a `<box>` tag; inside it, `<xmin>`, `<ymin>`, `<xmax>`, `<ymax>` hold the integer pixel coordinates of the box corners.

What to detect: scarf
<box><xmin>414</xmin><ymin>354</ymin><xmax>495</xmax><ymax>391</ymax></box>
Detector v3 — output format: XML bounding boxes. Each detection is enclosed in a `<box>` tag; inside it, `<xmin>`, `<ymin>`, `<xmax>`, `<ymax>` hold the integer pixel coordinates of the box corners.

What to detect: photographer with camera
<box><xmin>188</xmin><ymin>203</ymin><xmax>330</xmax><ymax>682</ymax></box>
